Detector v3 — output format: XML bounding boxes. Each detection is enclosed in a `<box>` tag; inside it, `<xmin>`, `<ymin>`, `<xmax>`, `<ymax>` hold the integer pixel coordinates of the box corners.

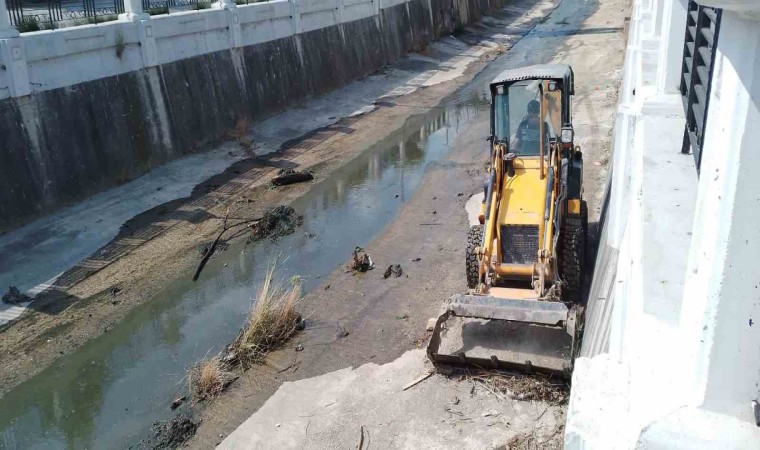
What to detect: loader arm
<box><xmin>428</xmin><ymin>64</ymin><xmax>586</xmax><ymax>378</ymax></box>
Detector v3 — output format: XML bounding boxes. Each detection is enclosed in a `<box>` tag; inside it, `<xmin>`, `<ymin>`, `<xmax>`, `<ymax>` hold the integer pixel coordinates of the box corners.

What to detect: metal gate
<box><xmin>680</xmin><ymin>1</ymin><xmax>722</xmax><ymax>173</ymax></box>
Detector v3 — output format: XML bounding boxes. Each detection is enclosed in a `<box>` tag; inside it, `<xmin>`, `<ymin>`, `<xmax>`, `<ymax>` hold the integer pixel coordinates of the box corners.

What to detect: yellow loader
<box><xmin>427</xmin><ymin>64</ymin><xmax>587</xmax><ymax>377</ymax></box>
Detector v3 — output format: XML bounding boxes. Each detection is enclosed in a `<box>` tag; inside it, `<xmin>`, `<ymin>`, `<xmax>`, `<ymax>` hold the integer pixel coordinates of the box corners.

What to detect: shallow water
<box><xmin>0</xmin><ymin>96</ymin><xmax>487</xmax><ymax>449</ymax></box>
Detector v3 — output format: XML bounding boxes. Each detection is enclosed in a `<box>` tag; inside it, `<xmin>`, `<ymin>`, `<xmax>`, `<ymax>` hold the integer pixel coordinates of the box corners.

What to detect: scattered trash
<box><xmin>505</xmin><ymin>425</ymin><xmax>565</xmax><ymax>450</ymax></box>
<box><xmin>336</xmin><ymin>324</ymin><xmax>349</xmax><ymax>339</ymax></box>
<box><xmin>482</xmin><ymin>409</ymin><xmax>500</xmax><ymax>417</ymax></box>
<box><xmin>466</xmin><ymin>369</ymin><xmax>569</xmax><ymax>404</ymax></box>
<box><xmin>2</xmin><ymin>286</ymin><xmax>30</xmax><ymax>305</ymax></box>
<box><xmin>383</xmin><ymin>264</ymin><xmax>403</xmax><ymax>279</ymax></box>
<box><xmin>593</xmin><ymin>160</ymin><xmax>602</xmax><ymax>166</ymax></box>
<box><xmin>295</xmin><ymin>315</ymin><xmax>305</xmax><ymax>331</ymax></box>
<box><xmin>170</xmin><ymin>396</ymin><xmax>187</xmax><ymax>410</ymax></box>
<box><xmin>437</xmin><ymin>365</ymin><xmax>455</xmax><ymax>376</ymax></box>
<box><xmin>195</xmin><ymin>209</ymin><xmax>266</xmax><ymax>281</ymax></box>
<box><xmin>148</xmin><ymin>414</ymin><xmax>198</xmax><ymax>449</ymax></box>
<box><xmin>350</xmin><ymin>247</ymin><xmax>374</xmax><ymax>273</ymax></box>
<box><xmin>109</xmin><ymin>286</ymin><xmax>121</xmax><ymax>297</ymax></box>
<box><xmin>271</xmin><ymin>169</ymin><xmax>314</xmax><ymax>187</ymax></box>
<box><xmin>295</xmin><ymin>344</ymin><xmax>304</xmax><ymax>352</ymax></box>
<box><xmin>402</xmin><ymin>370</ymin><xmax>434</xmax><ymax>391</ymax></box>
<box><xmin>248</xmin><ymin>206</ymin><xmax>304</xmax><ymax>243</ymax></box>
<box><xmin>357</xmin><ymin>425</ymin><xmax>368</xmax><ymax>450</ymax></box>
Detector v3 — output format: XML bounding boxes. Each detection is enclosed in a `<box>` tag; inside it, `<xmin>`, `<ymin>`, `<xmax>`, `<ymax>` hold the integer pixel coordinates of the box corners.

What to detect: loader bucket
<box><xmin>426</xmin><ymin>294</ymin><xmax>581</xmax><ymax>378</ymax></box>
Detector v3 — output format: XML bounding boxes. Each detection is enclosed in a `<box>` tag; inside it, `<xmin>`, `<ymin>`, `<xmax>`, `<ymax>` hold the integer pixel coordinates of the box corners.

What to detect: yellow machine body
<box><xmin>428</xmin><ymin>64</ymin><xmax>587</xmax><ymax>377</ymax></box>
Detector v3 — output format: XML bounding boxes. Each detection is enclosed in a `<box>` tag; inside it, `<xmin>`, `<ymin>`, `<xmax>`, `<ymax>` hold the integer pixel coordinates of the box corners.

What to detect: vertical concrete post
<box><xmin>221</xmin><ymin>3</ymin><xmax>242</xmax><ymax>48</ymax></box>
<box><xmin>217</xmin><ymin>0</ymin><xmax>236</xmax><ymax>10</ymax></box>
<box><xmin>213</xmin><ymin>0</ymin><xmax>239</xmax><ymax>51</ymax></box>
<box><xmin>138</xmin><ymin>21</ymin><xmax>159</xmax><ymax>67</ymax></box>
<box><xmin>0</xmin><ymin>4</ymin><xmax>31</xmax><ymax>98</ymax></box>
<box><xmin>655</xmin><ymin>0</ymin><xmax>687</xmax><ymax>94</ymax></box>
<box><xmin>119</xmin><ymin>0</ymin><xmax>150</xmax><ymax>21</ymax></box>
<box><xmin>0</xmin><ymin>0</ymin><xmax>17</xmax><ymax>38</ymax></box>
<box><xmin>290</xmin><ymin>0</ymin><xmax>302</xmax><ymax>34</ymax></box>
<box><xmin>336</xmin><ymin>0</ymin><xmax>344</xmax><ymax>24</ymax></box>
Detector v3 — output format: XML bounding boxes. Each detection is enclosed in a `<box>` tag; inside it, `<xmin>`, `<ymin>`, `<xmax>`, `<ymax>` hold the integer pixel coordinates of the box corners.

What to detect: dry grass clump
<box><xmin>466</xmin><ymin>369</ymin><xmax>569</xmax><ymax>404</ymax></box>
<box><xmin>187</xmin><ymin>263</ymin><xmax>302</xmax><ymax>401</ymax></box>
<box><xmin>188</xmin><ymin>356</ymin><xmax>235</xmax><ymax>401</ymax></box>
<box><xmin>230</xmin><ymin>265</ymin><xmax>302</xmax><ymax>369</ymax></box>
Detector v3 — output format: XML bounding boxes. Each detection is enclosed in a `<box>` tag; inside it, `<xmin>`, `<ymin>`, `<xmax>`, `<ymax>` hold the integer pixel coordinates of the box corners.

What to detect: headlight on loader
<box><xmin>561</xmin><ymin>127</ymin><xmax>574</xmax><ymax>144</ymax></box>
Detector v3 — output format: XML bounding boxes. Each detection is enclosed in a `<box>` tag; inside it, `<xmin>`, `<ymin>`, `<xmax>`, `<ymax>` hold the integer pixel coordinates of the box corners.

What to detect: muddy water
<box><xmin>0</xmin><ymin>97</ymin><xmax>487</xmax><ymax>449</ymax></box>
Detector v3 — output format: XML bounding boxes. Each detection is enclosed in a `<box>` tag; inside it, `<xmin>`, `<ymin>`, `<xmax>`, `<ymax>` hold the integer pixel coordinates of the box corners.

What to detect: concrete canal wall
<box><xmin>0</xmin><ymin>0</ymin><xmax>506</xmax><ymax>232</ymax></box>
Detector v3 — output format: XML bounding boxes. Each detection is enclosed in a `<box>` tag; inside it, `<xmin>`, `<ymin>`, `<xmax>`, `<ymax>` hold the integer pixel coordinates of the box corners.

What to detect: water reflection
<box><xmin>0</xmin><ymin>98</ymin><xmax>486</xmax><ymax>450</ymax></box>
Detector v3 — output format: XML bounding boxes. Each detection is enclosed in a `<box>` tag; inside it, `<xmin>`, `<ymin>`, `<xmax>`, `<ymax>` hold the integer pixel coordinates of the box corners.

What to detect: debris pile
<box><xmin>149</xmin><ymin>414</ymin><xmax>198</xmax><ymax>449</ymax></box>
<box><xmin>2</xmin><ymin>286</ymin><xmax>31</xmax><ymax>305</ymax></box>
<box><xmin>466</xmin><ymin>369</ymin><xmax>569</xmax><ymax>404</ymax></box>
<box><xmin>383</xmin><ymin>264</ymin><xmax>403</xmax><ymax>279</ymax></box>
<box><xmin>502</xmin><ymin>424</ymin><xmax>565</xmax><ymax>450</ymax></box>
<box><xmin>350</xmin><ymin>247</ymin><xmax>374</xmax><ymax>272</ymax></box>
<box><xmin>271</xmin><ymin>169</ymin><xmax>314</xmax><ymax>187</ymax></box>
<box><xmin>249</xmin><ymin>206</ymin><xmax>304</xmax><ymax>242</ymax></box>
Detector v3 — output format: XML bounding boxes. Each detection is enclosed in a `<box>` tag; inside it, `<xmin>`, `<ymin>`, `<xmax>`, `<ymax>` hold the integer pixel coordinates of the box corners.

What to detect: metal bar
<box><xmin>445</xmin><ymin>294</ymin><xmax>569</xmax><ymax>325</ymax></box>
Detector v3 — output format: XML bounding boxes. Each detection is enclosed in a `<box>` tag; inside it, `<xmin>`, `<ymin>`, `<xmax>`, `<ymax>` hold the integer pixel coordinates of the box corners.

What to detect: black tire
<box><xmin>466</xmin><ymin>224</ymin><xmax>483</xmax><ymax>289</ymax></box>
<box><xmin>561</xmin><ymin>202</ymin><xmax>587</xmax><ymax>303</ymax></box>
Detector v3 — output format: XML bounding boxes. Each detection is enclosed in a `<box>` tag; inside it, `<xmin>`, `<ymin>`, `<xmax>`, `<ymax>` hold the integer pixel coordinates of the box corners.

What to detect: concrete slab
<box><xmin>219</xmin><ymin>350</ymin><xmax>565</xmax><ymax>449</ymax></box>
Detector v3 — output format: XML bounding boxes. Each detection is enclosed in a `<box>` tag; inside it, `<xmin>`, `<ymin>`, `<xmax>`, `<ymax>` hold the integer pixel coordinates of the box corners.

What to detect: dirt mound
<box><xmin>248</xmin><ymin>206</ymin><xmax>303</xmax><ymax>242</ymax></box>
<box><xmin>2</xmin><ymin>286</ymin><xmax>31</xmax><ymax>305</ymax></box>
<box><xmin>149</xmin><ymin>414</ymin><xmax>198</xmax><ymax>449</ymax></box>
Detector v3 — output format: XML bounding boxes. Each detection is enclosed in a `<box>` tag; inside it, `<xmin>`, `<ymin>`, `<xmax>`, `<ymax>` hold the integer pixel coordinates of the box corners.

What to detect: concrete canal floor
<box><xmin>0</xmin><ymin>0</ymin><xmax>626</xmax><ymax>446</ymax></box>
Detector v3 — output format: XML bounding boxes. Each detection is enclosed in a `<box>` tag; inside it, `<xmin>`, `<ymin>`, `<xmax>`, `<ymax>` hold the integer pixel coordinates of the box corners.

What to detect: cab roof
<box><xmin>490</xmin><ymin>64</ymin><xmax>574</xmax><ymax>94</ymax></box>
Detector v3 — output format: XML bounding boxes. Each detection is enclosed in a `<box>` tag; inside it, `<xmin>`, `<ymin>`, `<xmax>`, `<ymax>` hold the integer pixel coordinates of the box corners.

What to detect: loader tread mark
<box><xmin>466</xmin><ymin>224</ymin><xmax>483</xmax><ymax>289</ymax></box>
<box><xmin>561</xmin><ymin>202</ymin><xmax>587</xmax><ymax>303</ymax></box>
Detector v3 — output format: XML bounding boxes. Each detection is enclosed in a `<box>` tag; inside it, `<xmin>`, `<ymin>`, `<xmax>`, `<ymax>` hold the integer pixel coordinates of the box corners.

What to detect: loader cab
<box><xmin>489</xmin><ymin>65</ymin><xmax>575</xmax><ymax>157</ymax></box>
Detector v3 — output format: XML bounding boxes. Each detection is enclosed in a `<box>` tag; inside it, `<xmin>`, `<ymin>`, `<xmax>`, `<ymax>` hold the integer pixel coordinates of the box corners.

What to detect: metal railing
<box><xmin>680</xmin><ymin>0</ymin><xmax>722</xmax><ymax>173</ymax></box>
<box><xmin>141</xmin><ymin>0</ymin><xmax>215</xmax><ymax>15</ymax></box>
<box><xmin>6</xmin><ymin>0</ymin><xmax>125</xmax><ymax>30</ymax></box>
<box><xmin>4</xmin><ymin>0</ymin><xmax>223</xmax><ymax>30</ymax></box>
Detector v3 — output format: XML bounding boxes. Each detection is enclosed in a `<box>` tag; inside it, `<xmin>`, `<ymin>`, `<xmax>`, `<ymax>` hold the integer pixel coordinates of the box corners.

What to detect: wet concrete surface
<box><xmin>0</xmin><ymin>99</ymin><xmax>486</xmax><ymax>449</ymax></box>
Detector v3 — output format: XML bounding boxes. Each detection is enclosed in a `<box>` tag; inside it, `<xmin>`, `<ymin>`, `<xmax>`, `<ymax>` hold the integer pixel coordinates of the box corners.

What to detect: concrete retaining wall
<box><xmin>0</xmin><ymin>0</ymin><xmax>504</xmax><ymax>232</ymax></box>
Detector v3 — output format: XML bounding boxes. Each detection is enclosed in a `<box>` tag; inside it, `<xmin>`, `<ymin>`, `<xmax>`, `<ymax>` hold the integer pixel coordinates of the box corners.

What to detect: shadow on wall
<box><xmin>0</xmin><ymin>114</ymin><xmax>361</xmax><ymax>323</ymax></box>
<box><xmin>0</xmin><ymin>0</ymin><xmax>513</xmax><ymax>235</ymax></box>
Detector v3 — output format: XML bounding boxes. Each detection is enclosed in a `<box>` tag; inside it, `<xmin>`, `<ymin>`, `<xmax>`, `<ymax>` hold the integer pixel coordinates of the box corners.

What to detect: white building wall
<box><xmin>679</xmin><ymin>9</ymin><xmax>760</xmax><ymax>422</ymax></box>
<box><xmin>566</xmin><ymin>0</ymin><xmax>760</xmax><ymax>448</ymax></box>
